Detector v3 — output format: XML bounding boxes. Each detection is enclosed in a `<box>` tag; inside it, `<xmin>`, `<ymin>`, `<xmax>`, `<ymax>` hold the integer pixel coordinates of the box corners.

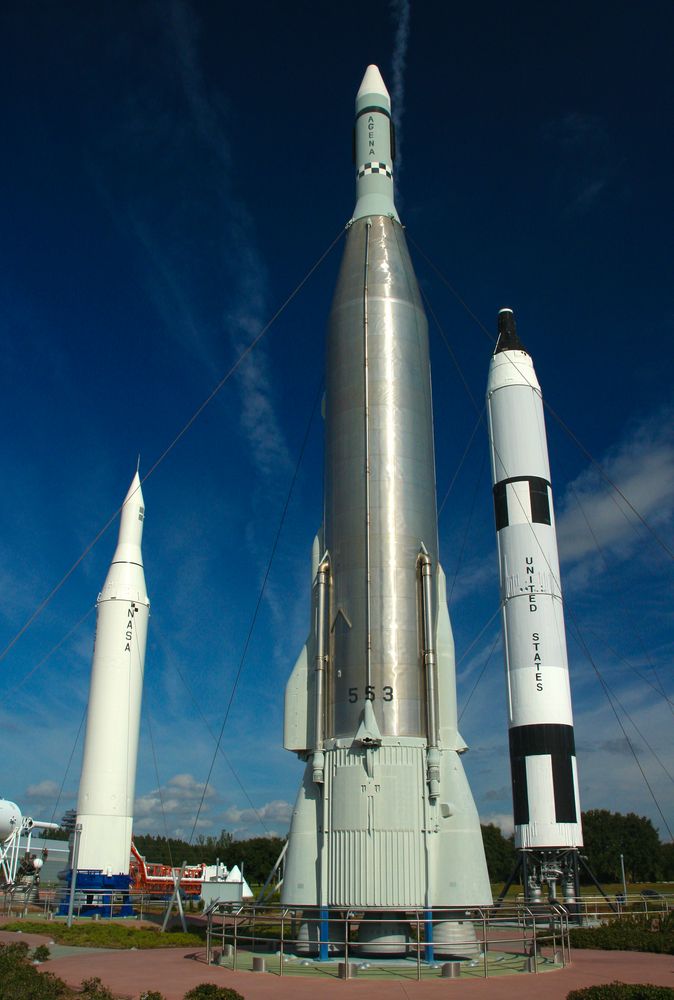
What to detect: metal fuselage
<box><xmin>283</xmin><ymin>66</ymin><xmax>490</xmax><ymax>914</ymax></box>
<box><xmin>326</xmin><ymin>215</ymin><xmax>437</xmax><ymax>740</ymax></box>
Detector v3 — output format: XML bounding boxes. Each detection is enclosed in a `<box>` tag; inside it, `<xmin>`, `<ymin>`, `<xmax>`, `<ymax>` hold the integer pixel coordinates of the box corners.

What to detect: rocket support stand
<box><xmin>162</xmin><ymin>861</ymin><xmax>188</xmax><ymax>933</ymax></box>
<box><xmin>66</xmin><ymin>824</ymin><xmax>82</xmax><ymax>928</ymax></box>
<box><xmin>495</xmin><ymin>848</ymin><xmax>615</xmax><ymax>918</ymax></box>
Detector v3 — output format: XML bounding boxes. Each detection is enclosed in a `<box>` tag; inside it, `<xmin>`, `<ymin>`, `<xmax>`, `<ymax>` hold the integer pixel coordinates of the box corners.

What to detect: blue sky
<box><xmin>2</xmin><ymin>0</ymin><xmax>673</xmax><ymax>847</ymax></box>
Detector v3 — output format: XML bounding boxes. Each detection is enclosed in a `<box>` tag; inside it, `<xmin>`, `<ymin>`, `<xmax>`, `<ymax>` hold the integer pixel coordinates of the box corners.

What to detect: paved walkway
<box><xmin>1</xmin><ymin>928</ymin><xmax>672</xmax><ymax>999</ymax></box>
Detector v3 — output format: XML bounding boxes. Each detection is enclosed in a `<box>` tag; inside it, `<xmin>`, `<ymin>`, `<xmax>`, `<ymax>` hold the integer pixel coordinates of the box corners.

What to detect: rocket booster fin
<box><xmin>354</xmin><ymin>699</ymin><xmax>383</xmax><ymax>745</ymax></box>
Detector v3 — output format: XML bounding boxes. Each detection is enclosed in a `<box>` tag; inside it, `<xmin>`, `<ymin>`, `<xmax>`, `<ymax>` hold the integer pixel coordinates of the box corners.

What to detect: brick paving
<box><xmin>1</xmin><ymin>926</ymin><xmax>672</xmax><ymax>999</ymax></box>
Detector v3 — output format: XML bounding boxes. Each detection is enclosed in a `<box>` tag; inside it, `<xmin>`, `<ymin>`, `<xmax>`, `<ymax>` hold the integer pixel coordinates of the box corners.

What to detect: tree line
<box><xmin>133</xmin><ymin>830</ymin><xmax>285</xmax><ymax>884</ymax></box>
<box><xmin>46</xmin><ymin>810</ymin><xmax>672</xmax><ymax>885</ymax></box>
<box><xmin>481</xmin><ymin>810</ymin><xmax>672</xmax><ymax>884</ymax></box>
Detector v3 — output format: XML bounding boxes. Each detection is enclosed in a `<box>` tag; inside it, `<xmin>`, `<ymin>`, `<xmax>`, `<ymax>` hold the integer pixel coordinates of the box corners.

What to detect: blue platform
<box><xmin>58</xmin><ymin>870</ymin><xmax>134</xmax><ymax>917</ymax></box>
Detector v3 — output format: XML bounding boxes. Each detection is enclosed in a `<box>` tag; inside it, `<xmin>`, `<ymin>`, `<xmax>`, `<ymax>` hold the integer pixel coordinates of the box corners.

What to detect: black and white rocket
<box><xmin>486</xmin><ymin>309</ymin><xmax>583</xmax><ymax>853</ymax></box>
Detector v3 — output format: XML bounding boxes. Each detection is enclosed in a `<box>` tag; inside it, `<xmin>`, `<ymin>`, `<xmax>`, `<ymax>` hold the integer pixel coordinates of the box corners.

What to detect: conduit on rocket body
<box><xmin>282</xmin><ymin>66</ymin><xmax>491</xmax><ymax>912</ymax></box>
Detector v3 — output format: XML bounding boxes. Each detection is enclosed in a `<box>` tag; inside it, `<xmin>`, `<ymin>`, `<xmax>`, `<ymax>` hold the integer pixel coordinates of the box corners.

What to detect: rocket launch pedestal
<box><xmin>487</xmin><ymin>309</ymin><xmax>583</xmax><ymax>906</ymax></box>
<box><xmin>282</xmin><ymin>66</ymin><xmax>491</xmax><ymax>954</ymax></box>
<box><xmin>62</xmin><ymin>473</ymin><xmax>150</xmax><ymax>913</ymax></box>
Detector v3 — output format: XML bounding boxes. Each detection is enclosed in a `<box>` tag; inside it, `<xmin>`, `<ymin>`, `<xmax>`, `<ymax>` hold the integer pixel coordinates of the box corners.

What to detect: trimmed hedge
<box><xmin>183</xmin><ymin>987</ymin><xmax>245</xmax><ymax>1000</ymax></box>
<box><xmin>567</xmin><ymin>985</ymin><xmax>674</xmax><ymax>999</ymax></box>
<box><xmin>570</xmin><ymin>914</ymin><xmax>674</xmax><ymax>955</ymax></box>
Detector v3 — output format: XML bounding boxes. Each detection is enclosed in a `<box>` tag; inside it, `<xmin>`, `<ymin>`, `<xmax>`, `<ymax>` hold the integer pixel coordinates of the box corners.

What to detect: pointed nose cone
<box><xmin>123</xmin><ymin>470</ymin><xmax>142</xmax><ymax>506</ymax></box>
<box><xmin>113</xmin><ymin>471</ymin><xmax>146</xmax><ymax>564</ymax></box>
<box><xmin>356</xmin><ymin>64</ymin><xmax>391</xmax><ymax>107</ymax></box>
<box><xmin>495</xmin><ymin>307</ymin><xmax>527</xmax><ymax>355</ymax></box>
<box><xmin>353</xmin><ymin>64</ymin><xmax>398</xmax><ymax>222</ymax></box>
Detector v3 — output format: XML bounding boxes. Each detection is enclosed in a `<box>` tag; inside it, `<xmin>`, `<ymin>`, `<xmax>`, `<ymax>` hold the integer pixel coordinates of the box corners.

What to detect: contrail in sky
<box><xmin>389</xmin><ymin>0</ymin><xmax>411</xmax><ymax>171</ymax></box>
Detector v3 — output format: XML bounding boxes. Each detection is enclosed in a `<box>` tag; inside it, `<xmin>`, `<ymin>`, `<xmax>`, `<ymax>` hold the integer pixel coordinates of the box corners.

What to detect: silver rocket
<box><xmin>283</xmin><ymin>67</ymin><xmax>491</xmax><ymax>932</ymax></box>
<box><xmin>74</xmin><ymin>473</ymin><xmax>150</xmax><ymax>884</ymax></box>
<box><xmin>486</xmin><ymin>310</ymin><xmax>582</xmax><ymax>890</ymax></box>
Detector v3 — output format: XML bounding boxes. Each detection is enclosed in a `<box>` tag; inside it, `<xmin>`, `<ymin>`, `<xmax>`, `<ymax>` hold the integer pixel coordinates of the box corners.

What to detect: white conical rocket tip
<box><xmin>113</xmin><ymin>471</ymin><xmax>145</xmax><ymax>564</ymax></box>
<box><xmin>356</xmin><ymin>64</ymin><xmax>391</xmax><ymax>105</ymax></box>
<box><xmin>352</xmin><ymin>64</ymin><xmax>398</xmax><ymax>222</ymax></box>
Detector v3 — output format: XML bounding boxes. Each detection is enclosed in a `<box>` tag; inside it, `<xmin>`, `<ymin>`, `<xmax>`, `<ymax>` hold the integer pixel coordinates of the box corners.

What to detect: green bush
<box><xmin>139</xmin><ymin>993</ymin><xmax>166</xmax><ymax>1000</ymax></box>
<box><xmin>570</xmin><ymin>915</ymin><xmax>674</xmax><ymax>955</ymax></box>
<box><xmin>0</xmin><ymin>941</ymin><xmax>73</xmax><ymax>999</ymax></box>
<box><xmin>567</xmin><ymin>984</ymin><xmax>674</xmax><ymax>999</ymax></box>
<box><xmin>0</xmin><ymin>941</ymin><xmax>31</xmax><ymax>966</ymax></box>
<box><xmin>32</xmin><ymin>944</ymin><xmax>51</xmax><ymax>962</ymax></box>
<box><xmin>183</xmin><ymin>986</ymin><xmax>245</xmax><ymax>1000</ymax></box>
<box><xmin>80</xmin><ymin>978</ymin><xmax>115</xmax><ymax>1000</ymax></box>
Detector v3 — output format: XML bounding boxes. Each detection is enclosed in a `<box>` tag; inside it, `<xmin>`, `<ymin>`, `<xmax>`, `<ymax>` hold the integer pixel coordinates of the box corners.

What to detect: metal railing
<box><xmin>203</xmin><ymin>902</ymin><xmax>571</xmax><ymax>980</ymax></box>
<box><xmin>1</xmin><ymin>886</ymin><xmax>205</xmax><ymax>921</ymax></box>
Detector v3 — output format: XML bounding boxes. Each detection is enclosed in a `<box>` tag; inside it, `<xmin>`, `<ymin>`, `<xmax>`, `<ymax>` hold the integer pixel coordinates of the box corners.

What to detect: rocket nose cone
<box><xmin>357</xmin><ymin>64</ymin><xmax>391</xmax><ymax>104</ymax></box>
<box><xmin>123</xmin><ymin>471</ymin><xmax>143</xmax><ymax>507</ymax></box>
<box><xmin>495</xmin><ymin>307</ymin><xmax>527</xmax><ymax>355</ymax></box>
<box><xmin>115</xmin><ymin>470</ymin><xmax>145</xmax><ymax>556</ymax></box>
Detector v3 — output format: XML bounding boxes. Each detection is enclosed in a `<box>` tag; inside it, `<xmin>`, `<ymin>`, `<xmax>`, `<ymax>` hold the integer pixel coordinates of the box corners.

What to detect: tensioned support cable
<box><xmin>564</xmin><ymin>611</ymin><xmax>673</xmax><ymax>841</ymax></box>
<box><xmin>569</xmin><ymin>483</ymin><xmax>674</xmax><ymax>717</ymax></box>
<box><xmin>49</xmin><ymin>705</ymin><xmax>87</xmax><ymax>826</ymax></box>
<box><xmin>583</xmin><ymin>628</ymin><xmax>674</xmax><ymax>711</ymax></box>
<box><xmin>447</xmin><ymin>447</ymin><xmax>487</xmax><ymax>606</ymax></box>
<box><xmin>0</xmin><ymin>227</ymin><xmax>346</xmax><ymax>668</ymax></box>
<box><xmin>149</xmin><ymin>611</ymin><xmax>272</xmax><ymax>836</ymax></box>
<box><xmin>438</xmin><ymin>408</ymin><xmax>484</xmax><ymax>517</ymax></box>
<box><xmin>145</xmin><ymin>705</ymin><xmax>175</xmax><ymax>870</ymax></box>
<box><xmin>459</xmin><ymin>630</ymin><xmax>501</xmax><ymax>723</ymax></box>
<box><xmin>409</xmin><ymin>234</ymin><xmax>674</xmax><ymax>565</ymax></box>
<box><xmin>188</xmin><ymin>376</ymin><xmax>325</xmax><ymax>844</ymax></box>
<box><xmin>2</xmin><ymin>606</ymin><xmax>95</xmax><ymax>702</ymax></box>
<box><xmin>413</xmin><ymin>240</ymin><xmax>674</xmax><ymax>837</ymax></box>
<box><xmin>455</xmin><ymin>607</ymin><xmax>502</xmax><ymax>669</ymax></box>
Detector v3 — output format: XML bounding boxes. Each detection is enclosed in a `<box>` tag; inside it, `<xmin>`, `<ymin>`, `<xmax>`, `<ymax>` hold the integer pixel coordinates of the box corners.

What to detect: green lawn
<box><xmin>4</xmin><ymin>920</ymin><xmax>205</xmax><ymax>949</ymax></box>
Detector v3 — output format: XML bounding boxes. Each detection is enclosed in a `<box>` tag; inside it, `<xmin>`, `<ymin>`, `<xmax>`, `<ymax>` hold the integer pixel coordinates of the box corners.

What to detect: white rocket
<box><xmin>282</xmin><ymin>67</ymin><xmax>491</xmax><ymax>950</ymax></box>
<box><xmin>486</xmin><ymin>309</ymin><xmax>582</xmax><ymax>853</ymax></box>
<box><xmin>74</xmin><ymin>473</ymin><xmax>150</xmax><ymax>882</ymax></box>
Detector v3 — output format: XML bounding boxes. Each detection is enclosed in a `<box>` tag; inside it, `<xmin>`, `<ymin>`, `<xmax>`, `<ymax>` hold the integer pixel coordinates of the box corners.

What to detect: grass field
<box><xmin>4</xmin><ymin>920</ymin><xmax>205</xmax><ymax>949</ymax></box>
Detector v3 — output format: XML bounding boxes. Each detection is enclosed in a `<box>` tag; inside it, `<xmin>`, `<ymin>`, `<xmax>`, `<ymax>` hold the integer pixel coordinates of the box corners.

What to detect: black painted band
<box><xmin>509</xmin><ymin>723</ymin><xmax>578</xmax><ymax>825</ymax></box>
<box><xmin>494</xmin><ymin>475</ymin><xmax>552</xmax><ymax>491</ymax></box>
<box><xmin>510</xmin><ymin>723</ymin><xmax>576</xmax><ymax>757</ymax></box>
<box><xmin>493</xmin><ymin>476</ymin><xmax>552</xmax><ymax>530</ymax></box>
<box><xmin>356</xmin><ymin>104</ymin><xmax>391</xmax><ymax>121</ymax></box>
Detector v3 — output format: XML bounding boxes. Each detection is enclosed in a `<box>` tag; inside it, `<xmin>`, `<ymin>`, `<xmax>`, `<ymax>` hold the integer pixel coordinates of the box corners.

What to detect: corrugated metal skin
<box><xmin>327</xmin><ymin>745</ymin><xmax>425</xmax><ymax>906</ymax></box>
<box><xmin>325</xmin><ymin>216</ymin><xmax>438</xmax><ymax>739</ymax></box>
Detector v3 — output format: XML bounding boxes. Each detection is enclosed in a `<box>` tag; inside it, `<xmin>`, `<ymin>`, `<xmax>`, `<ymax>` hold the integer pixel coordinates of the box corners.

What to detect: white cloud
<box><xmin>482</xmin><ymin>785</ymin><xmax>511</xmax><ymax>803</ymax></box>
<box><xmin>224</xmin><ymin>799</ymin><xmax>292</xmax><ymax>828</ymax></box>
<box><xmin>134</xmin><ymin>772</ymin><xmax>217</xmax><ymax>836</ymax></box>
<box><xmin>389</xmin><ymin>0</ymin><xmax>411</xmax><ymax>157</ymax></box>
<box><xmin>556</xmin><ymin>409</ymin><xmax>674</xmax><ymax>568</ymax></box>
<box><xmin>167</xmin><ymin>773</ymin><xmax>214</xmax><ymax>795</ymax></box>
<box><xmin>164</xmin><ymin>4</ymin><xmax>290</xmax><ymax>486</ymax></box>
<box><xmin>543</xmin><ymin>112</ymin><xmax>607</xmax><ymax>148</ymax></box>
<box><xmin>480</xmin><ymin>813</ymin><xmax>514</xmax><ymax>837</ymax></box>
<box><xmin>542</xmin><ymin>111</ymin><xmax>614</xmax><ymax>215</ymax></box>
<box><xmin>25</xmin><ymin>780</ymin><xmax>61</xmax><ymax>799</ymax></box>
